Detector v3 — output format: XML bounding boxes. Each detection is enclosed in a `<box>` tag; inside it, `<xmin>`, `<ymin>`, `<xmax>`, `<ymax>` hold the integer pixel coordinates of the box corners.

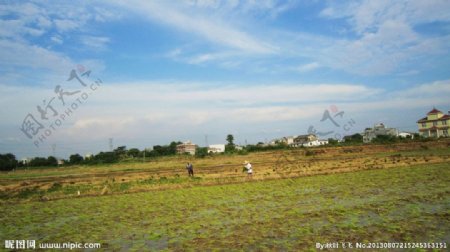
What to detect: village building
<box><xmin>20</xmin><ymin>157</ymin><xmax>32</xmax><ymax>165</ymax></box>
<box><xmin>281</xmin><ymin>136</ymin><xmax>297</xmax><ymax>145</ymax></box>
<box><xmin>57</xmin><ymin>159</ymin><xmax>65</xmax><ymax>166</ymax></box>
<box><xmin>176</xmin><ymin>141</ymin><xmax>197</xmax><ymax>155</ymax></box>
<box><xmin>234</xmin><ymin>145</ymin><xmax>244</xmax><ymax>151</ymax></box>
<box><xmin>398</xmin><ymin>132</ymin><xmax>415</xmax><ymax>139</ymax></box>
<box><xmin>291</xmin><ymin>134</ymin><xmax>328</xmax><ymax>147</ymax></box>
<box><xmin>363</xmin><ymin>123</ymin><xmax>398</xmax><ymax>143</ymax></box>
<box><xmin>417</xmin><ymin>108</ymin><xmax>450</xmax><ymax>138</ymax></box>
<box><xmin>208</xmin><ymin>144</ymin><xmax>225</xmax><ymax>153</ymax></box>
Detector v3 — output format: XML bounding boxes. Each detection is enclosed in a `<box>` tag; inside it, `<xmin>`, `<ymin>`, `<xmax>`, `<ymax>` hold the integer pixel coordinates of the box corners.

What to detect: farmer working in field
<box><xmin>186</xmin><ymin>162</ymin><xmax>194</xmax><ymax>177</ymax></box>
<box><xmin>243</xmin><ymin>160</ymin><xmax>253</xmax><ymax>178</ymax></box>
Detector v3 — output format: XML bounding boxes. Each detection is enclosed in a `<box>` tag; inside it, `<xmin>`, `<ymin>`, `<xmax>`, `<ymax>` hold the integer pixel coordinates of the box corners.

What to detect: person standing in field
<box><xmin>243</xmin><ymin>160</ymin><xmax>253</xmax><ymax>178</ymax></box>
<box><xmin>186</xmin><ymin>162</ymin><xmax>194</xmax><ymax>177</ymax></box>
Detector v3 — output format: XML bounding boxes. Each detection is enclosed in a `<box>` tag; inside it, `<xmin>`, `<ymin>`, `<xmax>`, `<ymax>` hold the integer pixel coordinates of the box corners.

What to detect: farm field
<box><xmin>0</xmin><ymin>162</ymin><xmax>449</xmax><ymax>250</ymax></box>
<box><xmin>1</xmin><ymin>140</ymin><xmax>449</xmax><ymax>202</ymax></box>
<box><xmin>0</xmin><ymin>140</ymin><xmax>449</xmax><ymax>250</ymax></box>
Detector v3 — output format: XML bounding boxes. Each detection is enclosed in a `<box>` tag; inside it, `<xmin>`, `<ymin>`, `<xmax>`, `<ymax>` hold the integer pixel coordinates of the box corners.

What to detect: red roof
<box><xmin>427</xmin><ymin>108</ymin><xmax>442</xmax><ymax>114</ymax></box>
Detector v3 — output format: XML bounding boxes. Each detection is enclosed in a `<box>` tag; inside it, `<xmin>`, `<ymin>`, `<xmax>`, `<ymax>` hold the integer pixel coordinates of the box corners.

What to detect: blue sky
<box><xmin>0</xmin><ymin>0</ymin><xmax>450</xmax><ymax>159</ymax></box>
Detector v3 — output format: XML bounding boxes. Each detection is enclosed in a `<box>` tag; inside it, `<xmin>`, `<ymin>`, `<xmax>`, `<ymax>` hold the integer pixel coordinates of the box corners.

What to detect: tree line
<box><xmin>0</xmin><ymin>133</ymin><xmax>434</xmax><ymax>171</ymax></box>
<box><xmin>0</xmin><ymin>141</ymin><xmax>185</xmax><ymax>171</ymax></box>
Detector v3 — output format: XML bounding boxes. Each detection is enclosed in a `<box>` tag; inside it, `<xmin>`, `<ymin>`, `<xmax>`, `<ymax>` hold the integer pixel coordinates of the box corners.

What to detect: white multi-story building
<box><xmin>363</xmin><ymin>123</ymin><xmax>398</xmax><ymax>143</ymax></box>
<box><xmin>208</xmin><ymin>144</ymin><xmax>225</xmax><ymax>153</ymax></box>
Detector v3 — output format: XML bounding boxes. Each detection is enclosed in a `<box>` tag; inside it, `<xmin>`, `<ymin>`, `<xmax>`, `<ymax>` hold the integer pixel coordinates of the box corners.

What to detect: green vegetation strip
<box><xmin>1</xmin><ymin>163</ymin><xmax>449</xmax><ymax>251</ymax></box>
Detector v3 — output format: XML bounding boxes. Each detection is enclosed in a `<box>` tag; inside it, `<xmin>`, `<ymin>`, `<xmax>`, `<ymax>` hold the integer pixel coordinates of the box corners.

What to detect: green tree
<box><xmin>328</xmin><ymin>138</ymin><xmax>339</xmax><ymax>145</ymax></box>
<box><xmin>226</xmin><ymin>134</ymin><xmax>235</xmax><ymax>152</ymax></box>
<box><xmin>372</xmin><ymin>135</ymin><xmax>398</xmax><ymax>144</ymax></box>
<box><xmin>47</xmin><ymin>156</ymin><xmax>58</xmax><ymax>166</ymax></box>
<box><xmin>195</xmin><ymin>147</ymin><xmax>208</xmax><ymax>158</ymax></box>
<box><xmin>94</xmin><ymin>152</ymin><xmax>119</xmax><ymax>163</ymax></box>
<box><xmin>343</xmin><ymin>133</ymin><xmax>363</xmax><ymax>144</ymax></box>
<box><xmin>169</xmin><ymin>141</ymin><xmax>181</xmax><ymax>155</ymax></box>
<box><xmin>114</xmin><ymin>146</ymin><xmax>127</xmax><ymax>157</ymax></box>
<box><xmin>0</xmin><ymin>153</ymin><xmax>17</xmax><ymax>171</ymax></box>
<box><xmin>153</xmin><ymin>145</ymin><xmax>170</xmax><ymax>156</ymax></box>
<box><xmin>69</xmin><ymin>154</ymin><xmax>84</xmax><ymax>164</ymax></box>
<box><xmin>226</xmin><ymin>134</ymin><xmax>234</xmax><ymax>145</ymax></box>
<box><xmin>127</xmin><ymin>148</ymin><xmax>140</xmax><ymax>158</ymax></box>
<box><xmin>29</xmin><ymin>157</ymin><xmax>50</xmax><ymax>167</ymax></box>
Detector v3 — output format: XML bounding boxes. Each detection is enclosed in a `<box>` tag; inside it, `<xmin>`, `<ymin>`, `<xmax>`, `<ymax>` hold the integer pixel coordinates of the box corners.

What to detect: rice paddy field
<box><xmin>1</xmin><ymin>140</ymin><xmax>450</xmax><ymax>251</ymax></box>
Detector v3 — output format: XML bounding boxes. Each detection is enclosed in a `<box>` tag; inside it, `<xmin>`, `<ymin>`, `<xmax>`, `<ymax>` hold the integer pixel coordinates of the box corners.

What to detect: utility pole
<box><xmin>109</xmin><ymin>138</ymin><xmax>113</xmax><ymax>152</ymax></box>
<box><xmin>205</xmin><ymin>134</ymin><xmax>208</xmax><ymax>147</ymax></box>
<box><xmin>143</xmin><ymin>148</ymin><xmax>146</xmax><ymax>163</ymax></box>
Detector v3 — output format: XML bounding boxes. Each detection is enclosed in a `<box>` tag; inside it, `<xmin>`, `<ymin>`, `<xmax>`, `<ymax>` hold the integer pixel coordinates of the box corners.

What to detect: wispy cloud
<box><xmin>80</xmin><ymin>36</ymin><xmax>110</xmax><ymax>50</ymax></box>
<box><xmin>295</xmin><ymin>62</ymin><xmax>320</xmax><ymax>73</ymax></box>
<box><xmin>0</xmin><ymin>1</ymin><xmax>121</xmax><ymax>85</ymax></box>
<box><xmin>111</xmin><ymin>0</ymin><xmax>450</xmax><ymax>76</ymax></box>
<box><xmin>29</xmin><ymin>79</ymin><xmax>448</xmax><ymax>143</ymax></box>
<box><xmin>321</xmin><ymin>0</ymin><xmax>450</xmax><ymax>34</ymax></box>
<box><xmin>112</xmin><ymin>1</ymin><xmax>276</xmax><ymax>54</ymax></box>
<box><xmin>2</xmin><ymin>78</ymin><xmax>449</xmax><ymax>157</ymax></box>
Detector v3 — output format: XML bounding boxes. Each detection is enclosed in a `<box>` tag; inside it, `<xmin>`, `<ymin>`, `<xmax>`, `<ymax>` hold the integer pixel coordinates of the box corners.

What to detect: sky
<box><xmin>0</xmin><ymin>0</ymin><xmax>450</xmax><ymax>159</ymax></box>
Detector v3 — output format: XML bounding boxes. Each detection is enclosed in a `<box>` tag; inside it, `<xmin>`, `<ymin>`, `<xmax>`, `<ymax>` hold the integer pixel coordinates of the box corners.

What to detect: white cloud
<box><xmin>54</xmin><ymin>19</ymin><xmax>80</xmax><ymax>32</ymax></box>
<box><xmin>112</xmin><ymin>1</ymin><xmax>276</xmax><ymax>54</ymax></box>
<box><xmin>320</xmin><ymin>0</ymin><xmax>450</xmax><ymax>34</ymax></box>
<box><xmin>89</xmin><ymin>82</ymin><xmax>380</xmax><ymax>109</ymax></box>
<box><xmin>0</xmin><ymin>39</ymin><xmax>74</xmax><ymax>73</ymax></box>
<box><xmin>396</xmin><ymin>79</ymin><xmax>450</xmax><ymax>97</ymax></box>
<box><xmin>186</xmin><ymin>0</ymin><xmax>298</xmax><ymax>18</ymax></box>
<box><xmin>296</xmin><ymin>62</ymin><xmax>320</xmax><ymax>73</ymax></box>
<box><xmin>43</xmin><ymin>79</ymin><xmax>449</xmax><ymax>143</ymax></box>
<box><xmin>2</xmin><ymin>79</ymin><xmax>449</xmax><ymax>157</ymax></box>
<box><xmin>51</xmin><ymin>35</ymin><xmax>63</xmax><ymax>45</ymax></box>
<box><xmin>0</xmin><ymin>1</ymin><xmax>122</xmax><ymax>86</ymax></box>
<box><xmin>308</xmin><ymin>0</ymin><xmax>450</xmax><ymax>75</ymax></box>
<box><xmin>80</xmin><ymin>36</ymin><xmax>110</xmax><ymax>50</ymax></box>
<box><xmin>67</xmin><ymin>117</ymin><xmax>138</xmax><ymax>139</ymax></box>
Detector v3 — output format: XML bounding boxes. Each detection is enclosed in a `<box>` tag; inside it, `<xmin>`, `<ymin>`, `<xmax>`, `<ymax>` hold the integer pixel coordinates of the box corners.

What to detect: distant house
<box><xmin>363</xmin><ymin>123</ymin><xmax>398</xmax><ymax>143</ymax></box>
<box><xmin>292</xmin><ymin>134</ymin><xmax>328</xmax><ymax>147</ymax></box>
<box><xmin>281</xmin><ymin>136</ymin><xmax>297</xmax><ymax>145</ymax></box>
<box><xmin>417</xmin><ymin>108</ymin><xmax>449</xmax><ymax>138</ymax></box>
<box><xmin>208</xmin><ymin>144</ymin><xmax>225</xmax><ymax>153</ymax></box>
<box><xmin>57</xmin><ymin>159</ymin><xmax>65</xmax><ymax>166</ymax></box>
<box><xmin>20</xmin><ymin>157</ymin><xmax>32</xmax><ymax>165</ymax></box>
<box><xmin>176</xmin><ymin>141</ymin><xmax>197</xmax><ymax>155</ymax></box>
<box><xmin>398</xmin><ymin>132</ymin><xmax>415</xmax><ymax>139</ymax></box>
<box><xmin>235</xmin><ymin>145</ymin><xmax>244</xmax><ymax>151</ymax></box>
<box><xmin>269</xmin><ymin>138</ymin><xmax>282</xmax><ymax>146</ymax></box>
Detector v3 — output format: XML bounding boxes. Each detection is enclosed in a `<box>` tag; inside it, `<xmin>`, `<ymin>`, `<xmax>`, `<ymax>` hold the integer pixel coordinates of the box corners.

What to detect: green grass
<box><xmin>1</xmin><ymin>163</ymin><xmax>449</xmax><ymax>251</ymax></box>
